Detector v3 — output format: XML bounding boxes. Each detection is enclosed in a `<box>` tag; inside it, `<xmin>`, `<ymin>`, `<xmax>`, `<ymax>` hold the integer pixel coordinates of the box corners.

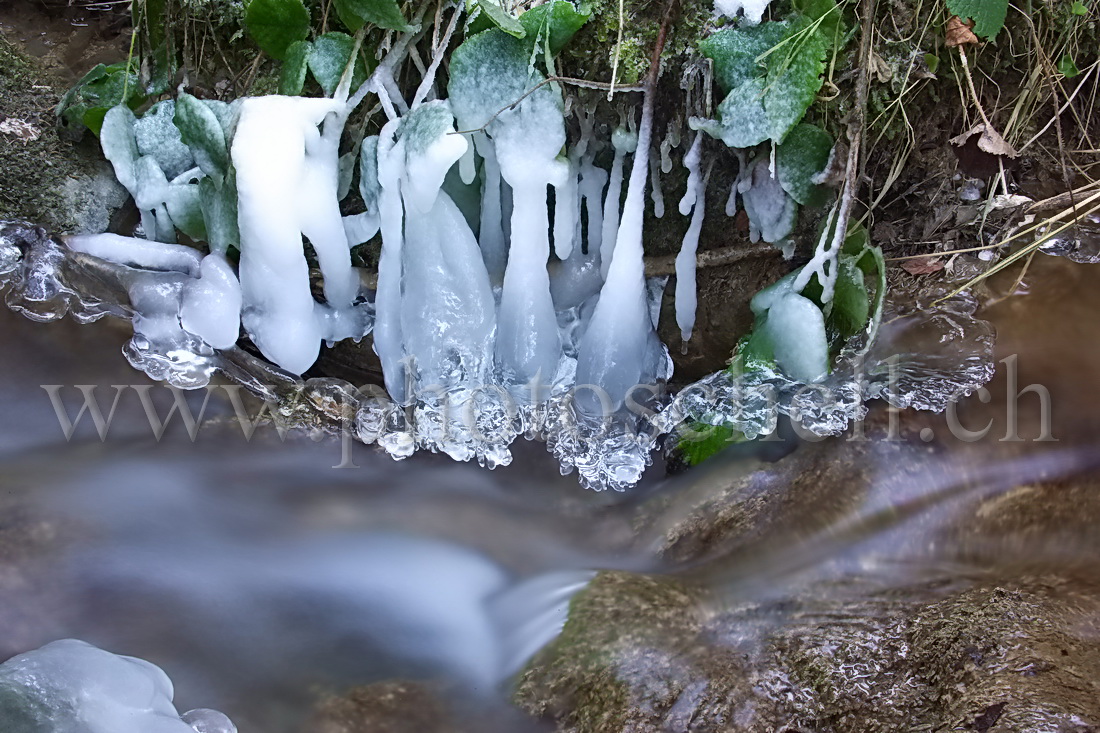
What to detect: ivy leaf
<box><xmin>476</xmin><ymin>0</ymin><xmax>526</xmax><ymax>38</ymax></box>
<box><xmin>775</xmin><ymin>123</ymin><xmax>833</xmax><ymax>205</ymax></box>
<box><xmin>762</xmin><ymin>19</ymin><xmax>827</xmax><ymax>142</ymax></box>
<box><xmin>519</xmin><ymin>0</ymin><xmax>591</xmax><ymax>54</ymax></box>
<box><xmin>244</xmin><ymin>0</ymin><xmax>310</xmax><ymax>60</ymax></box>
<box><xmin>944</xmin><ymin>0</ymin><xmax>1007</xmax><ymax>39</ymax></box>
<box><xmin>676</xmin><ymin>423</ymin><xmax>744</xmax><ymax>467</ymax></box>
<box><xmin>279</xmin><ymin>40</ymin><xmax>312</xmax><ymax>95</ymax></box>
<box><xmin>57</xmin><ymin>62</ymin><xmax>144</xmax><ymax>135</ymax></box>
<box><xmin>307</xmin><ymin>32</ymin><xmax>371</xmax><ymax>97</ymax></box>
<box><xmin>1071</xmin><ymin>0</ymin><xmax>1088</xmax><ymax>14</ymax></box>
<box><xmin>333</xmin><ymin>0</ymin><xmax>409</xmax><ymax>31</ymax></box>
<box><xmin>174</xmin><ymin>92</ymin><xmax>229</xmax><ymax>183</ymax></box>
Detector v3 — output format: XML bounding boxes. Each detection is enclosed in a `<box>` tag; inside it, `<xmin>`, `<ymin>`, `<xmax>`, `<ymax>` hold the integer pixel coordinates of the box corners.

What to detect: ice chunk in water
<box><xmin>0</xmin><ymin>639</ymin><xmax>234</xmax><ymax>733</ymax></box>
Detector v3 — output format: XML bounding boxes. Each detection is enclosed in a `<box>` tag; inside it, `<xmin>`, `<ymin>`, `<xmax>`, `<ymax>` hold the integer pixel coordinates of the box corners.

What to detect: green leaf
<box><xmin>775</xmin><ymin>123</ymin><xmax>833</xmax><ymax>205</ymax></box>
<box><xmin>477</xmin><ymin>0</ymin><xmax>526</xmax><ymax>38</ymax></box>
<box><xmin>333</xmin><ymin>0</ymin><xmax>409</xmax><ymax>31</ymax></box>
<box><xmin>244</xmin><ymin>0</ymin><xmax>310</xmax><ymax>60</ymax></box>
<box><xmin>828</xmin><ymin>255</ymin><xmax>869</xmax><ymax>341</ymax></box>
<box><xmin>791</xmin><ymin>0</ymin><xmax>845</xmax><ymax>46</ymax></box>
<box><xmin>280</xmin><ymin>40</ymin><xmax>312</xmax><ymax>95</ymax></box>
<box><xmin>307</xmin><ymin>32</ymin><xmax>371</xmax><ymax>97</ymax></box>
<box><xmin>1071</xmin><ymin>0</ymin><xmax>1088</xmax><ymax>14</ymax></box>
<box><xmin>923</xmin><ymin>52</ymin><xmax>939</xmax><ymax>74</ymax></box>
<box><xmin>165</xmin><ymin>184</ymin><xmax>208</xmax><ymax>242</ymax></box>
<box><xmin>698</xmin><ymin>22</ymin><xmax>786</xmax><ymax>94</ymax></box>
<box><xmin>676</xmin><ymin>422</ymin><xmax>745</xmax><ymax>467</ymax></box>
<box><xmin>945</xmin><ymin>0</ymin><xmax>1008</xmax><ymax>39</ymax></box>
<box><xmin>174</xmin><ymin>92</ymin><xmax>229</xmax><ymax>183</ymax></box>
<box><xmin>1058</xmin><ymin>54</ymin><xmax>1080</xmax><ymax>78</ymax></box>
<box><xmin>58</xmin><ymin>62</ymin><xmax>145</xmax><ymax>134</ymax></box>
<box><xmin>762</xmin><ymin>19</ymin><xmax>828</xmax><ymax>142</ymax></box>
<box><xmin>519</xmin><ymin>0</ymin><xmax>591</xmax><ymax>54</ymax></box>
<box><xmin>200</xmin><ymin>173</ymin><xmax>240</xmax><ymax>255</ymax></box>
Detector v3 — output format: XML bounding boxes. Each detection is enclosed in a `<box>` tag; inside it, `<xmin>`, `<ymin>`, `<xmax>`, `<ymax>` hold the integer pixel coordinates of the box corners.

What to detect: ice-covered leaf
<box><xmin>945</xmin><ymin>0</ymin><xmax>1007</xmax><ymax>39</ymax></box>
<box><xmin>199</xmin><ymin>174</ymin><xmax>240</xmax><ymax>254</ymax></box>
<box><xmin>477</xmin><ymin>0</ymin><xmax>526</xmax><ymax>38</ymax></box>
<box><xmin>698</xmin><ymin>22</ymin><xmax>786</xmax><ymax>94</ymax></box>
<box><xmin>359</xmin><ymin>135</ymin><xmax>381</xmax><ymax>210</ymax></box>
<box><xmin>244</xmin><ymin>0</ymin><xmax>310</xmax><ymax>60</ymax></box>
<box><xmin>307</xmin><ymin>32</ymin><xmax>371</xmax><ymax>97</ymax></box>
<box><xmin>519</xmin><ymin>0</ymin><xmax>591</xmax><ymax>54</ymax></box>
<box><xmin>279</xmin><ymin>40</ymin><xmax>312</xmax><ymax>95</ymax></box>
<box><xmin>762</xmin><ymin>18</ymin><xmax>827</xmax><ymax>142</ymax></box>
<box><xmin>100</xmin><ymin>105</ymin><xmax>141</xmax><ymax>192</ymax></box>
<box><xmin>689</xmin><ymin>77</ymin><xmax>770</xmax><ymax>148</ymax></box>
<box><xmin>134</xmin><ymin>155</ymin><xmax>169</xmax><ymax>211</ymax></box>
<box><xmin>676</xmin><ymin>422</ymin><xmax>744</xmax><ymax>466</ymax></box>
<box><xmin>164</xmin><ymin>183</ymin><xmax>208</xmax><ymax>242</ymax></box>
<box><xmin>762</xmin><ymin>292</ymin><xmax>829</xmax><ymax>381</ymax></box>
<box><xmin>775</xmin><ymin>122</ymin><xmax>832</xmax><ymax>205</ymax></box>
<box><xmin>174</xmin><ymin>92</ymin><xmax>229</xmax><ymax>183</ymax></box>
<box><xmin>134</xmin><ymin>100</ymin><xmax>194</xmax><ymax>180</ymax></box>
<box><xmin>333</xmin><ymin>0</ymin><xmax>409</xmax><ymax>31</ymax></box>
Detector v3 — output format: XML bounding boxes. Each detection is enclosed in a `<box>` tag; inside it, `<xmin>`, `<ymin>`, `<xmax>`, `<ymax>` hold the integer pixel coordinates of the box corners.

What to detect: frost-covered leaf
<box><xmin>689</xmin><ymin>77</ymin><xmax>770</xmax><ymax>148</ymax></box>
<box><xmin>134</xmin><ymin>100</ymin><xmax>194</xmax><ymax>180</ymax></box>
<box><xmin>477</xmin><ymin>0</ymin><xmax>526</xmax><ymax>38</ymax></box>
<box><xmin>200</xmin><ymin>173</ymin><xmax>240</xmax><ymax>255</ymax></box>
<box><xmin>134</xmin><ymin>155</ymin><xmax>169</xmax><ymax>211</ymax></box>
<box><xmin>174</xmin><ymin>92</ymin><xmax>229</xmax><ymax>183</ymax></box>
<box><xmin>775</xmin><ymin>123</ymin><xmax>832</xmax><ymax>205</ymax></box>
<box><xmin>100</xmin><ymin>105</ymin><xmax>140</xmax><ymax>192</ymax></box>
<box><xmin>333</xmin><ymin>0</ymin><xmax>409</xmax><ymax>31</ymax></box>
<box><xmin>164</xmin><ymin>184</ymin><xmax>208</xmax><ymax>242</ymax></box>
<box><xmin>359</xmin><ymin>135</ymin><xmax>381</xmax><ymax>210</ymax></box>
<box><xmin>945</xmin><ymin>0</ymin><xmax>1007</xmax><ymax>39</ymax></box>
<box><xmin>519</xmin><ymin>0</ymin><xmax>591</xmax><ymax>54</ymax></box>
<box><xmin>742</xmin><ymin>158</ymin><xmax>798</xmax><ymax>244</ymax></box>
<box><xmin>762</xmin><ymin>19</ymin><xmax>827</xmax><ymax>142</ymax></box>
<box><xmin>449</xmin><ymin>29</ymin><xmax>552</xmax><ymax>131</ymax></box>
<box><xmin>279</xmin><ymin>40</ymin><xmax>312</xmax><ymax>95</ymax></box>
<box><xmin>698</xmin><ymin>22</ymin><xmax>786</xmax><ymax>94</ymax></box>
<box><xmin>244</xmin><ymin>0</ymin><xmax>310</xmax><ymax>60</ymax></box>
<box><xmin>307</xmin><ymin>32</ymin><xmax>371</xmax><ymax>97</ymax></box>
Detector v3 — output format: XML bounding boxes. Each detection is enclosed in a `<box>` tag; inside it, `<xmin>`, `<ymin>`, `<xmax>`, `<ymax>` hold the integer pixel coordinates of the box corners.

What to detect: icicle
<box><xmin>231</xmin><ymin>95</ymin><xmax>353</xmax><ymax>374</ymax></box>
<box><xmin>649</xmin><ymin>153</ymin><xmax>665</xmax><ymax>218</ymax></box>
<box><xmin>675</xmin><ymin>134</ymin><xmax>708</xmax><ymax>342</ymax></box>
<box><xmin>372</xmin><ymin>117</ymin><xmax>409</xmax><ymax>402</ymax></box>
<box><xmin>476</xmin><ymin>134</ymin><xmax>508</xmax><ymax>284</ymax></box>
<box><xmin>458</xmin><ymin>142</ymin><xmax>476</xmax><ymax>185</ymax></box>
<box><xmin>65</xmin><ymin>233</ymin><xmax>202</xmax><ymax>275</ymax></box>
<box><xmin>575</xmin><ymin>86</ymin><xmax>660</xmax><ymax>412</ymax></box>
<box><xmin>599</xmin><ymin>123</ymin><xmax>638</xmax><ymax>279</ymax></box>
<box><xmin>725</xmin><ymin>180</ymin><xmax>738</xmax><ymax>216</ymax></box>
<box><xmin>660</xmin><ymin>122</ymin><xmax>681</xmax><ymax>174</ymax></box>
<box><xmin>553</xmin><ymin>157</ymin><xmax>578</xmax><ymax>260</ymax></box>
<box><xmin>577</xmin><ymin>154</ymin><xmax>608</xmax><ymax>256</ymax></box>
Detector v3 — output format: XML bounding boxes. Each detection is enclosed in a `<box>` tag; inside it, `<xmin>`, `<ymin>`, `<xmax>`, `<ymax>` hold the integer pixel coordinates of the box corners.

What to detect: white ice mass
<box><xmin>0</xmin><ymin>639</ymin><xmax>235</xmax><ymax>733</ymax></box>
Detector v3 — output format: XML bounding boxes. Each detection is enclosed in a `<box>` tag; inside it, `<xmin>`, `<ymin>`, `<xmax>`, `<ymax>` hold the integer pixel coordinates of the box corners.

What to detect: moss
<box><xmin>0</xmin><ymin>34</ymin><xmax>107</xmax><ymax>230</ymax></box>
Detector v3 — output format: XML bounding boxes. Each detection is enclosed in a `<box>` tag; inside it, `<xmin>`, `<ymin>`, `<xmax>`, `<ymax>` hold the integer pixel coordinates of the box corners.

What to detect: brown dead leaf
<box><xmin>868</xmin><ymin>51</ymin><xmax>893</xmax><ymax>82</ymax></box>
<box><xmin>946</xmin><ymin>15</ymin><xmax>979</xmax><ymax>47</ymax></box>
<box><xmin>900</xmin><ymin>256</ymin><xmax>945</xmax><ymax>275</ymax></box>
<box><xmin>949</xmin><ymin>122</ymin><xmax>1018</xmax><ymax>177</ymax></box>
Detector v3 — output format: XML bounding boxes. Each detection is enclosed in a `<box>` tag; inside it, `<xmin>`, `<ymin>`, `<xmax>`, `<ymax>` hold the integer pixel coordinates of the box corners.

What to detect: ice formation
<box><xmin>0</xmin><ymin>639</ymin><xmax>235</xmax><ymax>733</ymax></box>
<box><xmin>0</xmin><ymin>4</ymin><xmax>1003</xmax><ymax>490</ymax></box>
<box><xmin>714</xmin><ymin>0</ymin><xmax>773</xmax><ymax>24</ymax></box>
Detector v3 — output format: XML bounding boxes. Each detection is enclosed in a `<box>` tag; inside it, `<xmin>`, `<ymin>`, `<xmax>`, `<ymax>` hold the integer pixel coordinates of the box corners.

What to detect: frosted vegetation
<box><xmin>3</xmin><ymin>0</ymin><xmax>999</xmax><ymax>488</ymax></box>
<box><xmin>0</xmin><ymin>639</ymin><xmax>236</xmax><ymax>733</ymax></box>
